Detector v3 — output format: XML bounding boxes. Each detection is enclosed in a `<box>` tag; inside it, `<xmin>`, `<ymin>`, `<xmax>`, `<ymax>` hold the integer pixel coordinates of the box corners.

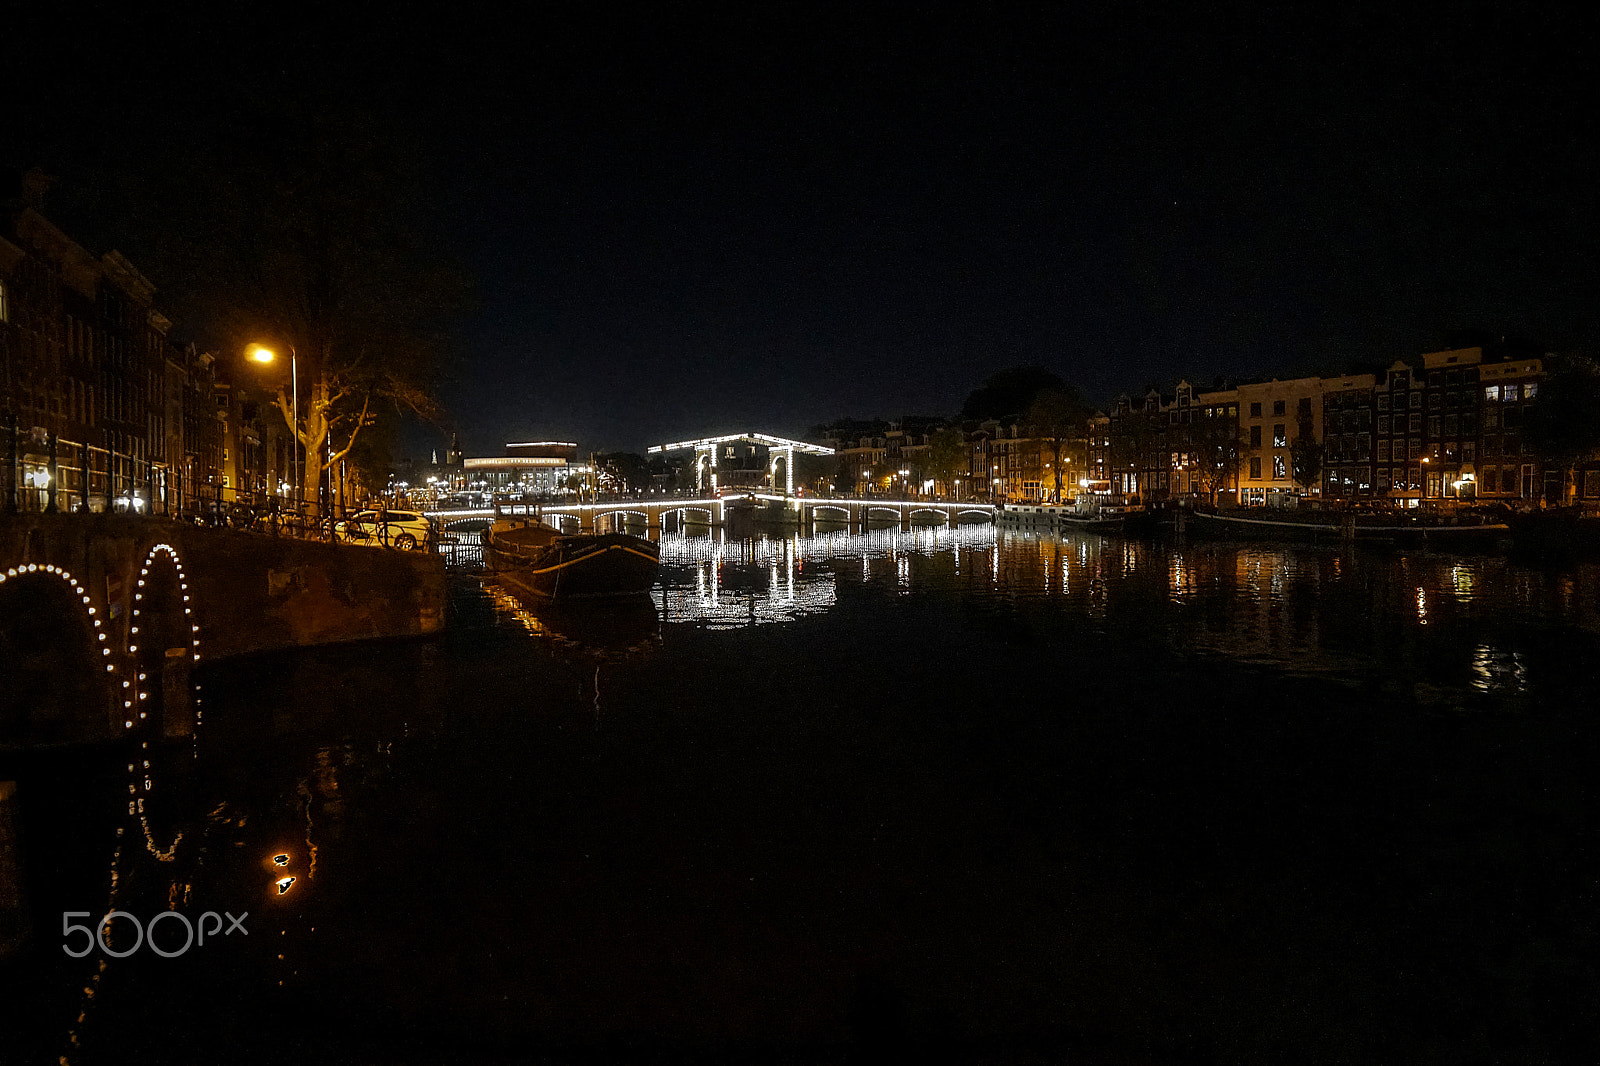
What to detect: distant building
<box><xmin>461</xmin><ymin>441</ymin><xmax>585</xmax><ymax>495</ymax></box>
<box><xmin>1236</xmin><ymin>376</ymin><xmax>1322</xmax><ymax>505</ymax></box>
<box><xmin>1476</xmin><ymin>353</ymin><xmax>1546</xmax><ymax>502</ymax></box>
<box><xmin>1320</xmin><ymin>372</ymin><xmax>1378</xmax><ymax>501</ymax></box>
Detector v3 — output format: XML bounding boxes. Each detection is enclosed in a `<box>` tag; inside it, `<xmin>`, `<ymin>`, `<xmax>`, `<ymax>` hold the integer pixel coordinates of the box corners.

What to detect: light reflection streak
<box><xmin>1471</xmin><ymin>644</ymin><xmax>1528</xmax><ymax>694</ymax></box>
<box><xmin>650</xmin><ymin>528</ymin><xmax>1596</xmax><ymax>700</ymax></box>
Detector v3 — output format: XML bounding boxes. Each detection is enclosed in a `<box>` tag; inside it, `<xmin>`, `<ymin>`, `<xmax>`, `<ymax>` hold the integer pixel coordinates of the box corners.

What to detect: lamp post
<box><xmin>249</xmin><ymin>345</ymin><xmax>299</xmax><ymax>512</ymax></box>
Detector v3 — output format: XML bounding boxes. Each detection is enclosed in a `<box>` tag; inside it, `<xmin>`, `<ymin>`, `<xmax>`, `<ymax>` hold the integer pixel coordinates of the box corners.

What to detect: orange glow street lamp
<box><xmin>249</xmin><ymin>345</ymin><xmax>299</xmax><ymax>509</ymax></box>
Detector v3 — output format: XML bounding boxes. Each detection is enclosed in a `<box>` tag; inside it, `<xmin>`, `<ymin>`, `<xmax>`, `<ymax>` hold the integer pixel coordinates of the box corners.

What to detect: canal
<box><xmin>3</xmin><ymin>527</ymin><xmax>1597</xmax><ymax>1063</ymax></box>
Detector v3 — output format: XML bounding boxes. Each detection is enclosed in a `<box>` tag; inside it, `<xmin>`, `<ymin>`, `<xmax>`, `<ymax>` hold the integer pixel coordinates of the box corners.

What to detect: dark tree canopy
<box><xmin>106</xmin><ymin>94</ymin><xmax>472</xmax><ymax>499</ymax></box>
<box><xmin>1523</xmin><ymin>354</ymin><xmax>1600</xmax><ymax>478</ymax></box>
<box><xmin>597</xmin><ymin>452</ymin><xmax>651</xmax><ymax>492</ymax></box>
<box><xmin>1185</xmin><ymin>414</ymin><xmax>1244</xmax><ymax>501</ymax></box>
<box><xmin>922</xmin><ymin>428</ymin><xmax>970</xmax><ymax>492</ymax></box>
<box><xmin>1290</xmin><ymin>432</ymin><xmax>1323</xmax><ymax>491</ymax></box>
<box><xmin>1025</xmin><ymin>388</ymin><xmax>1090</xmax><ymax>500</ymax></box>
<box><xmin>961</xmin><ymin>366</ymin><xmax>1068</xmax><ymax>422</ymax></box>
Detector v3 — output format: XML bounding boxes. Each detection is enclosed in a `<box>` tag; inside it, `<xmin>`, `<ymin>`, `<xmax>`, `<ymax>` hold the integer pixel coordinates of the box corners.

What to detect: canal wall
<box><xmin>168</xmin><ymin>525</ymin><xmax>445</xmax><ymax>660</ymax></box>
<box><xmin>0</xmin><ymin>514</ymin><xmax>445</xmax><ymax>748</ymax></box>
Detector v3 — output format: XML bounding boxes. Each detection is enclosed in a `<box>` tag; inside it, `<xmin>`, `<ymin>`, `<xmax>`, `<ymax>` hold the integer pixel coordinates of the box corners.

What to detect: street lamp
<box><xmin>249</xmin><ymin>345</ymin><xmax>298</xmax><ymax>511</ymax></box>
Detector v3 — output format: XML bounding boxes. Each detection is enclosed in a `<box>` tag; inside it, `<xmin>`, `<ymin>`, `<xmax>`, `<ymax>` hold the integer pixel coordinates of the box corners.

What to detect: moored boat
<box><xmin>1055</xmin><ymin>511</ymin><xmax>1127</xmax><ymax>533</ymax></box>
<box><xmin>996</xmin><ymin>497</ymin><xmax>1130</xmax><ymax>534</ymax></box>
<box><xmin>484</xmin><ymin>515</ymin><xmax>660</xmax><ymax>599</ymax></box>
<box><xmin>1185</xmin><ymin>509</ymin><xmax>1512</xmax><ymax>549</ymax></box>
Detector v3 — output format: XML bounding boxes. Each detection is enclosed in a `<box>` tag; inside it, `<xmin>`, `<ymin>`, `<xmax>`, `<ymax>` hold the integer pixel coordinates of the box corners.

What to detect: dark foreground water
<box><xmin>3</xmin><ymin>527</ymin><xmax>1598</xmax><ymax>1064</ymax></box>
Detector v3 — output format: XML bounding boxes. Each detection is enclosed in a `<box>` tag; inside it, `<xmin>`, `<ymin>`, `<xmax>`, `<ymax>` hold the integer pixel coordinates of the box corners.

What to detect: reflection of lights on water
<box><xmin>1451</xmin><ymin>565</ymin><xmax>1476</xmax><ymax>602</ymax></box>
<box><xmin>1168</xmin><ymin>558</ymin><xmax>1196</xmax><ymax>601</ymax></box>
<box><xmin>657</xmin><ymin>568</ymin><xmax>837</xmax><ymax>629</ymax></box>
<box><xmin>276</xmin><ymin>876</ymin><xmax>296</xmax><ymax>895</ymax></box>
<box><xmin>651</xmin><ymin>528</ymin><xmax>1004</xmax><ymax>628</ymax></box>
<box><xmin>1415</xmin><ymin>587</ymin><xmax>1428</xmax><ymax>625</ymax></box>
<box><xmin>272</xmin><ymin>853</ymin><xmax>290</xmax><ymax>867</ymax></box>
<box><xmin>1470</xmin><ymin>644</ymin><xmax>1528</xmax><ymax>694</ymax></box>
<box><xmin>486</xmin><ymin>584</ymin><xmax>660</xmax><ymax>658</ymax></box>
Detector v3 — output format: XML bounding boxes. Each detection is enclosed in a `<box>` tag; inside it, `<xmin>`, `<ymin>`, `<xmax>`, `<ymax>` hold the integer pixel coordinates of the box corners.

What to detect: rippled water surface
<box><xmin>4</xmin><ymin>528</ymin><xmax>1598</xmax><ymax>1064</ymax></box>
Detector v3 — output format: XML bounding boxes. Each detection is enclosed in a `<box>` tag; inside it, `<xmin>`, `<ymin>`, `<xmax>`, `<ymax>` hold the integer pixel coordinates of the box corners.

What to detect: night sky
<box><xmin>7</xmin><ymin>6</ymin><xmax>1598</xmax><ymax>455</ymax></box>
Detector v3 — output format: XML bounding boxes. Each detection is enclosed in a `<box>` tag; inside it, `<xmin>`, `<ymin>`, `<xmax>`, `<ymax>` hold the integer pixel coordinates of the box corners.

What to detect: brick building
<box><xmin>1</xmin><ymin>170</ymin><xmax>221</xmax><ymax>512</ymax></box>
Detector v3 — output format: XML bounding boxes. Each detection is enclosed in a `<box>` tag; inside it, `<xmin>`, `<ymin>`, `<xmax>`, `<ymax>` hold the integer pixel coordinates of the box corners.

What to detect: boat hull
<box><xmin>996</xmin><ymin>505</ymin><xmax>1128</xmax><ymax>534</ymax></box>
<box><xmin>1186</xmin><ymin>510</ymin><xmax>1512</xmax><ymax>549</ymax></box>
<box><xmin>485</xmin><ymin>526</ymin><xmax>661</xmax><ymax>599</ymax></box>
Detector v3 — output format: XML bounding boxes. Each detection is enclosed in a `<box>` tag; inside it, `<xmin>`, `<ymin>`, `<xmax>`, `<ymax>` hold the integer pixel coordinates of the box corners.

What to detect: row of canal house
<box><xmin>1102</xmin><ymin>345</ymin><xmax>1569</xmax><ymax>507</ymax></box>
<box><xmin>1</xmin><ymin>171</ymin><xmax>298</xmax><ymax>514</ymax></box>
<box><xmin>827</xmin><ymin>343</ymin><xmax>1580</xmax><ymax>509</ymax></box>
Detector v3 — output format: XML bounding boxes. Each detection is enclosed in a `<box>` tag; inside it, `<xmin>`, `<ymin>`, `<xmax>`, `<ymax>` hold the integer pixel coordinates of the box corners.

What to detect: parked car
<box><xmin>336</xmin><ymin>509</ymin><xmax>434</xmax><ymax>550</ymax></box>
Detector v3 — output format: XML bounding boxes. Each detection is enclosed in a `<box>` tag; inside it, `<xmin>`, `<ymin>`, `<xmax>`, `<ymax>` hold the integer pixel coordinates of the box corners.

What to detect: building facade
<box><xmin>2</xmin><ymin>174</ymin><xmax>219</xmax><ymax>512</ymax></box>
<box><xmin>460</xmin><ymin>441</ymin><xmax>585</xmax><ymax>496</ymax></box>
<box><xmin>1236</xmin><ymin>377</ymin><xmax>1321</xmax><ymax>505</ymax></box>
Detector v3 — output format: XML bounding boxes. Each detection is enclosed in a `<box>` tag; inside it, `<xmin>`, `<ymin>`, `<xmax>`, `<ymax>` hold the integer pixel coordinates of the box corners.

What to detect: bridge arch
<box><xmin>544</xmin><ymin>512</ymin><xmax>581</xmax><ymax>534</ymax></box>
<box><xmin>769</xmin><ymin>451</ymin><xmax>791</xmax><ymax>494</ymax></box>
<box><xmin>127</xmin><ymin>543</ymin><xmax>200</xmax><ymax>739</ymax></box>
<box><xmin>667</xmin><ymin>506</ymin><xmax>715</xmax><ymax>533</ymax></box>
<box><xmin>0</xmin><ymin>563</ymin><xmax>114</xmax><ymax>745</ymax></box>
<box><xmin>956</xmin><ymin>508</ymin><xmax>995</xmax><ymax>523</ymax></box>
<box><xmin>599</xmin><ymin>509</ymin><xmax>649</xmax><ymax>534</ymax></box>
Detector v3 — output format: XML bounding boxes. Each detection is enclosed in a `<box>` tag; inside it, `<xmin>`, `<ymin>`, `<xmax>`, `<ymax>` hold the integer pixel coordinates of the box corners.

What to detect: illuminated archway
<box><xmin>0</xmin><ymin>563</ymin><xmax>114</xmax><ymax>745</ymax></box>
<box><xmin>127</xmin><ymin>544</ymin><xmax>201</xmax><ymax>738</ymax></box>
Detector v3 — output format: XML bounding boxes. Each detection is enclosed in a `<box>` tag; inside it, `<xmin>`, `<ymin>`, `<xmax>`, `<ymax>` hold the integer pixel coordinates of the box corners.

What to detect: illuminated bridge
<box><xmin>647</xmin><ymin>432</ymin><xmax>835</xmax><ymax>496</ymax></box>
<box><xmin>429</xmin><ymin>494</ymin><xmax>994</xmax><ymax>536</ymax></box>
<box><xmin>426</xmin><ymin>430</ymin><xmax>994</xmax><ymax>534</ymax></box>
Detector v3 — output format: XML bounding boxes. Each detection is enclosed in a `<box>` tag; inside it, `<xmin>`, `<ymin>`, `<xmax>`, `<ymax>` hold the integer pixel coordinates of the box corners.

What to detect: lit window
<box><xmin>1273</xmin><ymin>455</ymin><xmax>1286</xmax><ymax>479</ymax></box>
<box><xmin>1273</xmin><ymin>425</ymin><xmax>1287</xmax><ymax>448</ymax></box>
<box><xmin>1484</xmin><ymin>385</ymin><xmax>1500</xmax><ymax>402</ymax></box>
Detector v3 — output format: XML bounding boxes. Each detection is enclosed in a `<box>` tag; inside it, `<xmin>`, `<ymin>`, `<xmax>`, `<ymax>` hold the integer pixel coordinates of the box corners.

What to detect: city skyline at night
<box><xmin>6</xmin><ymin>7</ymin><xmax>1596</xmax><ymax>457</ymax></box>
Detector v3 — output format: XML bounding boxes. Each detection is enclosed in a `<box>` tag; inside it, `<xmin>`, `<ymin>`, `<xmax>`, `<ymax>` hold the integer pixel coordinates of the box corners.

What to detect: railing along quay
<box><xmin>2</xmin><ymin>421</ymin><xmax>401</xmax><ymax>547</ymax></box>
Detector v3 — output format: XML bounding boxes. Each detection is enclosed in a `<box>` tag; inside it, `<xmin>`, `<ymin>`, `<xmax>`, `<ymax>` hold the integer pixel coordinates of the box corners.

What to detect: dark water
<box><xmin>3</xmin><ymin>528</ymin><xmax>1598</xmax><ymax>1064</ymax></box>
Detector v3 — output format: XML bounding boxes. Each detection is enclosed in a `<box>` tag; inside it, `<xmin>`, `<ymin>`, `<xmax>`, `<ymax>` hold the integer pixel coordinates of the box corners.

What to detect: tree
<box><xmin>114</xmin><ymin>97</ymin><xmax>470</xmax><ymax>510</ymax></box>
<box><xmin>1025</xmin><ymin>388</ymin><xmax>1089</xmax><ymax>502</ymax></box>
<box><xmin>1189</xmin><ymin>413</ymin><xmax>1245</xmax><ymax>504</ymax></box>
<box><xmin>1524</xmin><ymin>354</ymin><xmax>1600</xmax><ymax>504</ymax></box>
<box><xmin>869</xmin><ymin>452</ymin><xmax>901</xmax><ymax>493</ymax></box>
<box><xmin>597</xmin><ymin>452</ymin><xmax>650</xmax><ymax>493</ymax></box>
<box><xmin>792</xmin><ymin>451</ymin><xmax>834</xmax><ymax>494</ymax></box>
<box><xmin>1290</xmin><ymin>432</ymin><xmax>1323</xmax><ymax>496</ymax></box>
<box><xmin>961</xmin><ymin>366</ymin><xmax>1067</xmax><ymax>422</ymax></box>
<box><xmin>1108</xmin><ymin>408</ymin><xmax>1161</xmax><ymax>500</ymax></box>
<box><xmin>922</xmin><ymin>428</ymin><xmax>970</xmax><ymax>497</ymax></box>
